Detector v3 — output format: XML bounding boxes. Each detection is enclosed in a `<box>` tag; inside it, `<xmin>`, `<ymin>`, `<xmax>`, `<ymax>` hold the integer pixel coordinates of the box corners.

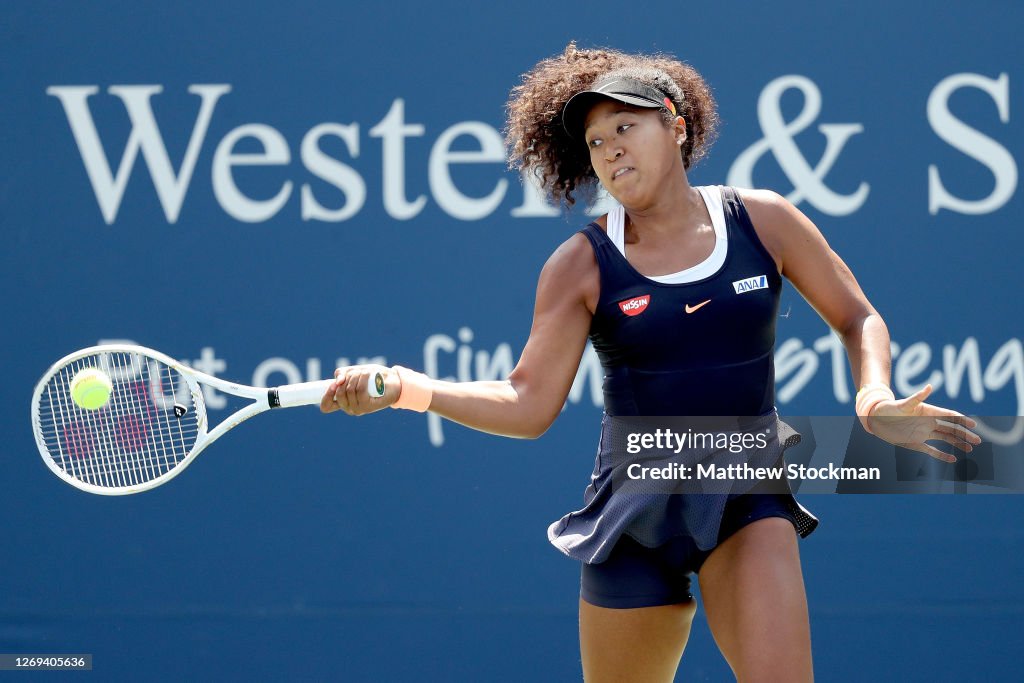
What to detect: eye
<box><xmin>588</xmin><ymin>123</ymin><xmax>632</xmax><ymax>148</ymax></box>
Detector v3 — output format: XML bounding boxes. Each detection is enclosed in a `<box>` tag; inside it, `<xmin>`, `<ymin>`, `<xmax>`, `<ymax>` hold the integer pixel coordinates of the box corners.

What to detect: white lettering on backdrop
<box><xmin>101</xmin><ymin>334</ymin><xmax>1024</xmax><ymax>448</ymax></box>
<box><xmin>49</xmin><ymin>73</ymin><xmax>1017</xmax><ymax>223</ymax></box>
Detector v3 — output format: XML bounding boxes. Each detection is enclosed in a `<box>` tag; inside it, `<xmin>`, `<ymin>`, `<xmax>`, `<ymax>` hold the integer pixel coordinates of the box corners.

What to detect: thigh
<box><xmin>579</xmin><ymin>535</ymin><xmax>700</xmax><ymax>682</ymax></box>
<box><xmin>579</xmin><ymin>598</ymin><xmax>696</xmax><ymax>683</ymax></box>
<box><xmin>698</xmin><ymin>516</ymin><xmax>813</xmax><ymax>683</ymax></box>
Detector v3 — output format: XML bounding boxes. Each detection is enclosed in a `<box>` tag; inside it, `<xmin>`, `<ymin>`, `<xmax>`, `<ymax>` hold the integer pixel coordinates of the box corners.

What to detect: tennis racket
<box><xmin>31</xmin><ymin>344</ymin><xmax>384</xmax><ymax>495</ymax></box>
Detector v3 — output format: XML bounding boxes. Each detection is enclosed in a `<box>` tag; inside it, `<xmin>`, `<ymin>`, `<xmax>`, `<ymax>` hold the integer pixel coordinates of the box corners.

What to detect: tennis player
<box><xmin>321</xmin><ymin>43</ymin><xmax>980</xmax><ymax>683</ymax></box>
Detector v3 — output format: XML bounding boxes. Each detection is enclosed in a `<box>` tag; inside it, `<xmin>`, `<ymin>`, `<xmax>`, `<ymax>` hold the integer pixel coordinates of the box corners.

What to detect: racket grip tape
<box><xmin>269</xmin><ymin>372</ymin><xmax>385</xmax><ymax>409</ymax></box>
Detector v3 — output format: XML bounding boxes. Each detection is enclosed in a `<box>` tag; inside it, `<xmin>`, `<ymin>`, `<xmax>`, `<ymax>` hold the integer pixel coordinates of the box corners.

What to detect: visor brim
<box><xmin>561</xmin><ymin>91</ymin><xmax>663</xmax><ymax>140</ymax></box>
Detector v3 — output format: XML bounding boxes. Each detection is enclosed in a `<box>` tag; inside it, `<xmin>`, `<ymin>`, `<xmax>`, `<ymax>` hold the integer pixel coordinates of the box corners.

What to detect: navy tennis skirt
<box><xmin>580</xmin><ymin>488</ymin><xmax>799</xmax><ymax>609</ymax></box>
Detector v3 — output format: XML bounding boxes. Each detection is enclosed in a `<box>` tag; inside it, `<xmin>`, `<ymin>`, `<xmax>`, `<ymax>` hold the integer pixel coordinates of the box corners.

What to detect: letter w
<box><xmin>46</xmin><ymin>85</ymin><xmax>231</xmax><ymax>224</ymax></box>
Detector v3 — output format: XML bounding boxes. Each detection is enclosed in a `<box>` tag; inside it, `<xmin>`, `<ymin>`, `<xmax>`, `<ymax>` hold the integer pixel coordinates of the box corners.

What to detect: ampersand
<box><xmin>728</xmin><ymin>75</ymin><xmax>869</xmax><ymax>216</ymax></box>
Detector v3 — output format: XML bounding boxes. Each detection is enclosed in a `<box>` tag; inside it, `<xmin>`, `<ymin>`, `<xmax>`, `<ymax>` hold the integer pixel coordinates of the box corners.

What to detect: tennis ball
<box><xmin>70</xmin><ymin>368</ymin><xmax>113</xmax><ymax>410</ymax></box>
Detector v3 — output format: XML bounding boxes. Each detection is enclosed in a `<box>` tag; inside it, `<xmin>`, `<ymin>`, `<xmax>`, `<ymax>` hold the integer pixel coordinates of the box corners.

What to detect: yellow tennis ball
<box><xmin>70</xmin><ymin>368</ymin><xmax>113</xmax><ymax>410</ymax></box>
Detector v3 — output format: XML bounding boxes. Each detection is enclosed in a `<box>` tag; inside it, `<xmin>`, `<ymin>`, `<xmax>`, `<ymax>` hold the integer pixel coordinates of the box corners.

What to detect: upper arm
<box><xmin>507</xmin><ymin>233</ymin><xmax>597</xmax><ymax>433</ymax></box>
<box><xmin>740</xmin><ymin>188</ymin><xmax>878</xmax><ymax>335</ymax></box>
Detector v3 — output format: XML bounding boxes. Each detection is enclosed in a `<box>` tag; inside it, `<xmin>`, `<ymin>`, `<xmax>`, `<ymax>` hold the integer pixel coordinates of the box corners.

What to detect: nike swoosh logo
<box><xmin>684</xmin><ymin>299</ymin><xmax>712</xmax><ymax>314</ymax></box>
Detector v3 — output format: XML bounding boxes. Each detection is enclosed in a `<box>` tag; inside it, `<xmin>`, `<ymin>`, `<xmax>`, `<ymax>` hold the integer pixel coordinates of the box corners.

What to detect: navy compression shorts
<box><xmin>580</xmin><ymin>492</ymin><xmax>799</xmax><ymax>609</ymax></box>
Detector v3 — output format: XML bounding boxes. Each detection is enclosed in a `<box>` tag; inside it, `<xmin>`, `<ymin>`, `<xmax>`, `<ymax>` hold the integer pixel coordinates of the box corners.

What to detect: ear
<box><xmin>674</xmin><ymin>115</ymin><xmax>688</xmax><ymax>145</ymax></box>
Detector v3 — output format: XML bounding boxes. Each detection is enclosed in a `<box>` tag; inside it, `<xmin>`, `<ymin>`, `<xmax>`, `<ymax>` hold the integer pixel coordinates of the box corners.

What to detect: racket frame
<box><xmin>31</xmin><ymin>344</ymin><xmax>359</xmax><ymax>495</ymax></box>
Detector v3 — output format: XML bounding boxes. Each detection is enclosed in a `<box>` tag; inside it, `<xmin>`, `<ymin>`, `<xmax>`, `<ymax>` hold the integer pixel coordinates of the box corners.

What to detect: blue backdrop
<box><xmin>3</xmin><ymin>1</ymin><xmax>1022</xmax><ymax>680</ymax></box>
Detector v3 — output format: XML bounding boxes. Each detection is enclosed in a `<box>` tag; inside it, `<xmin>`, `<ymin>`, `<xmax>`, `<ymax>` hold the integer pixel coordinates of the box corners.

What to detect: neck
<box><xmin>623</xmin><ymin>171</ymin><xmax>703</xmax><ymax>237</ymax></box>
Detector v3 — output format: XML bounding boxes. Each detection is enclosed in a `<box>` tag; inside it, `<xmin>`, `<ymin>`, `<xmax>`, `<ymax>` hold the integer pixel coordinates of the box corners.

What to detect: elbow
<box><xmin>518</xmin><ymin>410</ymin><xmax>559</xmax><ymax>440</ymax></box>
<box><xmin>506</xmin><ymin>377</ymin><xmax>558</xmax><ymax>439</ymax></box>
<box><xmin>520</xmin><ymin>419</ymin><xmax>553</xmax><ymax>440</ymax></box>
<box><xmin>839</xmin><ymin>308</ymin><xmax>886</xmax><ymax>342</ymax></box>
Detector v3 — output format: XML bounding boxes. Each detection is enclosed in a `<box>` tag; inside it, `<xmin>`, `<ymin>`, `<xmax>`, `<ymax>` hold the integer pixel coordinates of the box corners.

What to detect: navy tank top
<box><xmin>546</xmin><ymin>186</ymin><xmax>818</xmax><ymax>565</ymax></box>
<box><xmin>582</xmin><ymin>185</ymin><xmax>779</xmax><ymax>417</ymax></box>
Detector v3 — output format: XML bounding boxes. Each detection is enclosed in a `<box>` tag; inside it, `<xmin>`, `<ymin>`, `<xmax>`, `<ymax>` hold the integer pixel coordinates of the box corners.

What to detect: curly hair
<box><xmin>505</xmin><ymin>42</ymin><xmax>719</xmax><ymax>208</ymax></box>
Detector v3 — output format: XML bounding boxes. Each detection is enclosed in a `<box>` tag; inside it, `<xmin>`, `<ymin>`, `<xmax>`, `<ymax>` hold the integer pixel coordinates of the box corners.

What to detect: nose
<box><xmin>604</xmin><ymin>147</ymin><xmax>623</xmax><ymax>163</ymax></box>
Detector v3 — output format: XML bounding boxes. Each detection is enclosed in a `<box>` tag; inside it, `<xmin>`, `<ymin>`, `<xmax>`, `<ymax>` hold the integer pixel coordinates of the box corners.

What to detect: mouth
<box><xmin>611</xmin><ymin>167</ymin><xmax>634</xmax><ymax>180</ymax></box>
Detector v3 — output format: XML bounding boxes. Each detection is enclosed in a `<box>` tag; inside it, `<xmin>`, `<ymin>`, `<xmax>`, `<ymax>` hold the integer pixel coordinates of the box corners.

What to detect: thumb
<box><xmin>903</xmin><ymin>383</ymin><xmax>933</xmax><ymax>409</ymax></box>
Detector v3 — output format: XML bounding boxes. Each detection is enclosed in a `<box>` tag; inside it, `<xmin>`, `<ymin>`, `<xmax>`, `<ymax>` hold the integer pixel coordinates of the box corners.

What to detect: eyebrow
<box><xmin>584</xmin><ymin>108</ymin><xmax>640</xmax><ymax>136</ymax></box>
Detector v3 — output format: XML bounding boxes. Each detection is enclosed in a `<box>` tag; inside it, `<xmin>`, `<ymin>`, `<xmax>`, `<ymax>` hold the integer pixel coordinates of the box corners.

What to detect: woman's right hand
<box><xmin>319</xmin><ymin>364</ymin><xmax>401</xmax><ymax>415</ymax></box>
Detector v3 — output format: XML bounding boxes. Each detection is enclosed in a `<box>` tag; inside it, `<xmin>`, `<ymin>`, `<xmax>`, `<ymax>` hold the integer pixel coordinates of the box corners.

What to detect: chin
<box><xmin>614</xmin><ymin>187</ymin><xmax>651</xmax><ymax>209</ymax></box>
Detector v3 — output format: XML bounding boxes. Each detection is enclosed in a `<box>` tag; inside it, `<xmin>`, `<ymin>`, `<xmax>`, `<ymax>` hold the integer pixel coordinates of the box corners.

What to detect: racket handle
<box><xmin>270</xmin><ymin>371</ymin><xmax>386</xmax><ymax>409</ymax></box>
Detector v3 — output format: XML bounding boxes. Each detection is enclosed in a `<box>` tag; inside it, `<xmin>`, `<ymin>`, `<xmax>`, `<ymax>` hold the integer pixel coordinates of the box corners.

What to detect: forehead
<box><xmin>583</xmin><ymin>101</ymin><xmax>651</xmax><ymax>133</ymax></box>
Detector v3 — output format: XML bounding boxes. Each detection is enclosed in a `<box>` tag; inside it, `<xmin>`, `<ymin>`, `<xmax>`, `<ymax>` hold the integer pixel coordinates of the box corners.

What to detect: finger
<box><xmin>334</xmin><ymin>367</ymin><xmax>342</xmax><ymax>378</ymax></box>
<box><xmin>344</xmin><ymin>372</ymin><xmax>360</xmax><ymax>413</ymax></box>
<box><xmin>321</xmin><ymin>374</ymin><xmax>343</xmax><ymax>413</ymax></box>
<box><xmin>934</xmin><ymin>432</ymin><xmax>974</xmax><ymax>453</ymax></box>
<box><xmin>331</xmin><ymin>372</ymin><xmax>348</xmax><ymax>395</ymax></box>
<box><xmin>940</xmin><ymin>413</ymin><xmax>979</xmax><ymax>431</ymax></box>
<box><xmin>347</xmin><ymin>371</ymin><xmax>367</xmax><ymax>414</ymax></box>
<box><xmin>902</xmin><ymin>384</ymin><xmax>934</xmax><ymax>410</ymax></box>
<box><xmin>333</xmin><ymin>369</ymin><xmax>352</xmax><ymax>408</ymax></box>
<box><xmin>909</xmin><ymin>442</ymin><xmax>957</xmax><ymax>463</ymax></box>
<box><xmin>333</xmin><ymin>370</ymin><xmax>350</xmax><ymax>397</ymax></box>
<box><xmin>935</xmin><ymin>423</ymin><xmax>982</xmax><ymax>446</ymax></box>
<box><xmin>919</xmin><ymin>404</ymin><xmax>978</xmax><ymax>427</ymax></box>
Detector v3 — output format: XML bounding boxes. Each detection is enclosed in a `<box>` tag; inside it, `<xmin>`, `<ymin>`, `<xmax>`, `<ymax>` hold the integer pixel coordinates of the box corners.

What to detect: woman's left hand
<box><xmin>866</xmin><ymin>384</ymin><xmax>981</xmax><ymax>462</ymax></box>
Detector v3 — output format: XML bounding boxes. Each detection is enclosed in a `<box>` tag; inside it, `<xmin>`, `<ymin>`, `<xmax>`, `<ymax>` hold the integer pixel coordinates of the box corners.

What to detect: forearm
<box><xmin>840</xmin><ymin>312</ymin><xmax>892</xmax><ymax>389</ymax></box>
<box><xmin>424</xmin><ymin>377</ymin><xmax>550</xmax><ymax>439</ymax></box>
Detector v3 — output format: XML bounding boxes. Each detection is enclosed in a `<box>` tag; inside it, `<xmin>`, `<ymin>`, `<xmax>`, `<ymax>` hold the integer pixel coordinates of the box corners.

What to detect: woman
<box><xmin>320</xmin><ymin>44</ymin><xmax>979</xmax><ymax>682</ymax></box>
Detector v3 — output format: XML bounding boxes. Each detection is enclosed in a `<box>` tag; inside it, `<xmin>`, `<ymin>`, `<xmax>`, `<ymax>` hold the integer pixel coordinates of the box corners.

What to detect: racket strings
<box><xmin>35</xmin><ymin>352</ymin><xmax>202</xmax><ymax>490</ymax></box>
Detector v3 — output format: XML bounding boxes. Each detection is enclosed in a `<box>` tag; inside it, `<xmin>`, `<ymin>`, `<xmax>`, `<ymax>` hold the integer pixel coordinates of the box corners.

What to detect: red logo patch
<box><xmin>618</xmin><ymin>295</ymin><xmax>650</xmax><ymax>316</ymax></box>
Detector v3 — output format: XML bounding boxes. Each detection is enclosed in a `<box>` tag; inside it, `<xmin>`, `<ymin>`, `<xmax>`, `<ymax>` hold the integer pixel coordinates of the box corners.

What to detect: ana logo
<box><xmin>618</xmin><ymin>295</ymin><xmax>651</xmax><ymax>316</ymax></box>
<box><xmin>732</xmin><ymin>275</ymin><xmax>768</xmax><ymax>294</ymax></box>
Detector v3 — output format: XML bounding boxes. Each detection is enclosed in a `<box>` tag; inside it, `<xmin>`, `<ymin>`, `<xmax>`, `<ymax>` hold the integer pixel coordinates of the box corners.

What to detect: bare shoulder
<box><xmin>736</xmin><ymin>187</ymin><xmax>784</xmax><ymax>210</ymax></box>
<box><xmin>735</xmin><ymin>188</ymin><xmax>815</xmax><ymax>272</ymax></box>
<box><xmin>538</xmin><ymin>229</ymin><xmax>600</xmax><ymax>313</ymax></box>
<box><xmin>736</xmin><ymin>187</ymin><xmax>820</xmax><ymax>232</ymax></box>
<box><xmin>735</xmin><ymin>187</ymin><xmax>792</xmax><ymax>229</ymax></box>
